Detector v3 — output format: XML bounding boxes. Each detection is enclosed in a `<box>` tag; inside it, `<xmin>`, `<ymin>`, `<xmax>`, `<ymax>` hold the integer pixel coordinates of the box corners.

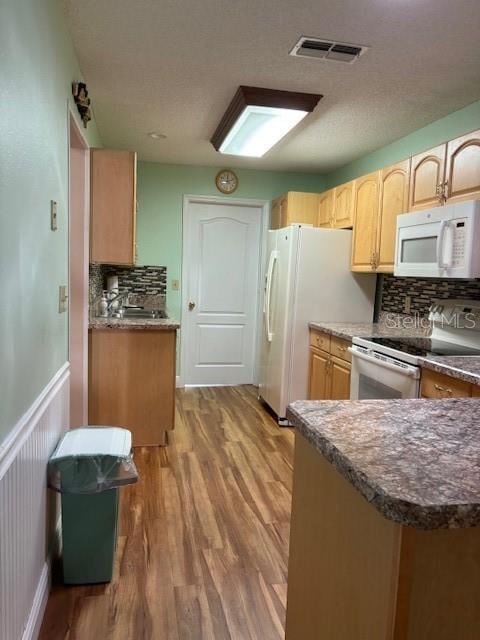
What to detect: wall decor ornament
<box><xmin>72</xmin><ymin>82</ymin><xmax>92</xmax><ymax>128</ymax></box>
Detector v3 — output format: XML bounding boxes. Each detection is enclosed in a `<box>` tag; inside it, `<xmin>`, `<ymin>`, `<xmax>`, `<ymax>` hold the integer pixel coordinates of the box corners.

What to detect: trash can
<box><xmin>48</xmin><ymin>427</ymin><xmax>138</xmax><ymax>585</ymax></box>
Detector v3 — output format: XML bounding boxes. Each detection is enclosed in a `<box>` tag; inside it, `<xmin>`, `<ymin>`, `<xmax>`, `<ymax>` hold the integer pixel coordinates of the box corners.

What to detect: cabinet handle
<box><xmin>434</xmin><ymin>383</ymin><xmax>452</xmax><ymax>395</ymax></box>
<box><xmin>442</xmin><ymin>180</ymin><xmax>449</xmax><ymax>202</ymax></box>
<box><xmin>337</xmin><ymin>346</ymin><xmax>347</xmax><ymax>352</ymax></box>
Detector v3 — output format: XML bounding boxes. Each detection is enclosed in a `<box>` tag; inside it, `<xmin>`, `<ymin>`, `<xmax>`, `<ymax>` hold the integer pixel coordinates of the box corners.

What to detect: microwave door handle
<box><xmin>436</xmin><ymin>220</ymin><xmax>450</xmax><ymax>270</ymax></box>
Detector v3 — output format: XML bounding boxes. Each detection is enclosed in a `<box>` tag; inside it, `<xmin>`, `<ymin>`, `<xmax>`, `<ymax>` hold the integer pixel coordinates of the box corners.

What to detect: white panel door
<box><xmin>184</xmin><ymin>201</ymin><xmax>262</xmax><ymax>385</ymax></box>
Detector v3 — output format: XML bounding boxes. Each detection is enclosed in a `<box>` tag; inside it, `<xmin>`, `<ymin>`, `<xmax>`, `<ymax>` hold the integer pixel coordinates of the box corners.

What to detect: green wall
<box><xmin>0</xmin><ymin>0</ymin><xmax>101</xmax><ymax>444</ymax></box>
<box><xmin>326</xmin><ymin>99</ymin><xmax>480</xmax><ymax>188</ymax></box>
<box><xmin>137</xmin><ymin>163</ymin><xmax>323</xmax><ymax>326</ymax></box>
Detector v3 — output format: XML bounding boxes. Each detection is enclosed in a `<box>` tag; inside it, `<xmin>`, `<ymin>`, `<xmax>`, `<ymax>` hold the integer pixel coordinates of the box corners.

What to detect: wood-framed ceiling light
<box><xmin>211</xmin><ymin>86</ymin><xmax>322</xmax><ymax>158</ymax></box>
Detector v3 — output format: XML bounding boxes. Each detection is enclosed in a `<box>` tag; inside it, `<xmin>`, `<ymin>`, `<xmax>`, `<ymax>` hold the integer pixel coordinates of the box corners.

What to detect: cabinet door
<box><xmin>270</xmin><ymin>196</ymin><xmax>283</xmax><ymax>230</ymax></box>
<box><xmin>329</xmin><ymin>357</ymin><xmax>351</xmax><ymax>400</ymax></box>
<box><xmin>420</xmin><ymin>369</ymin><xmax>471</xmax><ymax>399</ymax></box>
<box><xmin>409</xmin><ymin>145</ymin><xmax>446</xmax><ymax>211</ymax></box>
<box><xmin>376</xmin><ymin>160</ymin><xmax>410</xmax><ymax>273</ymax></box>
<box><xmin>445</xmin><ymin>129</ymin><xmax>480</xmax><ymax>203</ymax></box>
<box><xmin>90</xmin><ymin>149</ymin><xmax>137</xmax><ymax>265</ymax></box>
<box><xmin>351</xmin><ymin>172</ymin><xmax>380</xmax><ymax>271</ymax></box>
<box><xmin>308</xmin><ymin>349</ymin><xmax>330</xmax><ymax>400</ymax></box>
<box><xmin>317</xmin><ymin>189</ymin><xmax>334</xmax><ymax>228</ymax></box>
<box><xmin>286</xmin><ymin>192</ymin><xmax>319</xmax><ymax>227</ymax></box>
<box><xmin>333</xmin><ymin>181</ymin><xmax>354</xmax><ymax>228</ymax></box>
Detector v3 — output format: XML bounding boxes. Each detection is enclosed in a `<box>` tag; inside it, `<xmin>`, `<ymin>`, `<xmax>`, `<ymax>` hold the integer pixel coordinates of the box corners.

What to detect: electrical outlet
<box><xmin>404</xmin><ymin>295</ymin><xmax>411</xmax><ymax>314</ymax></box>
<box><xmin>50</xmin><ymin>200</ymin><xmax>58</xmax><ymax>231</ymax></box>
<box><xmin>172</xmin><ymin>279</ymin><xmax>180</xmax><ymax>291</ymax></box>
<box><xmin>58</xmin><ymin>285</ymin><xmax>68</xmax><ymax>313</ymax></box>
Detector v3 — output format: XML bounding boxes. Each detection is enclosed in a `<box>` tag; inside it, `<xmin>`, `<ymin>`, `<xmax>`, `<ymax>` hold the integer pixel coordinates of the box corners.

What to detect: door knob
<box><xmin>188</xmin><ymin>301</ymin><xmax>196</xmax><ymax>311</ymax></box>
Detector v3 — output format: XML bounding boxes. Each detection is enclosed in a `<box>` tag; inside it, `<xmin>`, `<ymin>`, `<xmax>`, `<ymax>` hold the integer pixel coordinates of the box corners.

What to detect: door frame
<box><xmin>180</xmin><ymin>194</ymin><xmax>269</xmax><ymax>387</ymax></box>
<box><xmin>68</xmin><ymin>110</ymin><xmax>90</xmax><ymax>426</ymax></box>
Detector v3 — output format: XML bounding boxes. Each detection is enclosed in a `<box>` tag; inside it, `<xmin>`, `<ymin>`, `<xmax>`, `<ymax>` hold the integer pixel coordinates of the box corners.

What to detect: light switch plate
<box><xmin>50</xmin><ymin>200</ymin><xmax>58</xmax><ymax>231</ymax></box>
<box><xmin>172</xmin><ymin>279</ymin><xmax>180</xmax><ymax>291</ymax></box>
<box><xmin>58</xmin><ymin>285</ymin><xmax>68</xmax><ymax>313</ymax></box>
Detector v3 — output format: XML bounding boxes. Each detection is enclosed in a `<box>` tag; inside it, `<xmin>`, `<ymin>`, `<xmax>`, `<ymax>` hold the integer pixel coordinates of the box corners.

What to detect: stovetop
<box><xmin>362</xmin><ymin>336</ymin><xmax>480</xmax><ymax>359</ymax></box>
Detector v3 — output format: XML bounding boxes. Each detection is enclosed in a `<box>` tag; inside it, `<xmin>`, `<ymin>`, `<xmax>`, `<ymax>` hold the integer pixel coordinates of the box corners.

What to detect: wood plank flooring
<box><xmin>39</xmin><ymin>386</ymin><xmax>294</xmax><ymax>640</ymax></box>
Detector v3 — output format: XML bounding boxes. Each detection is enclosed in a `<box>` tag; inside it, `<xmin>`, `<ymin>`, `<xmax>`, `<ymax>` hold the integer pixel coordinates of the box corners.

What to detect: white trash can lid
<box><xmin>50</xmin><ymin>427</ymin><xmax>132</xmax><ymax>461</ymax></box>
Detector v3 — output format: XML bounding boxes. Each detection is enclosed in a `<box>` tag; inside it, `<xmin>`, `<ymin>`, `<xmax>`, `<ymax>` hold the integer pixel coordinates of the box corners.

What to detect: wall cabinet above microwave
<box><xmin>409</xmin><ymin>130</ymin><xmax>480</xmax><ymax>211</ymax></box>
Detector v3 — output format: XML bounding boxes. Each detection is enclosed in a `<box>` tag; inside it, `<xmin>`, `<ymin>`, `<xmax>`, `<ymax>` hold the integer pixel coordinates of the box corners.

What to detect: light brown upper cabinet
<box><xmin>351</xmin><ymin>172</ymin><xmax>380</xmax><ymax>271</ymax></box>
<box><xmin>375</xmin><ymin>160</ymin><xmax>410</xmax><ymax>272</ymax></box>
<box><xmin>333</xmin><ymin>181</ymin><xmax>354</xmax><ymax>228</ymax></box>
<box><xmin>90</xmin><ymin>149</ymin><xmax>137</xmax><ymax>265</ymax></box>
<box><xmin>317</xmin><ymin>188</ymin><xmax>335</xmax><ymax>228</ymax></box>
<box><xmin>445</xmin><ymin>129</ymin><xmax>480</xmax><ymax>203</ymax></box>
<box><xmin>270</xmin><ymin>192</ymin><xmax>319</xmax><ymax>230</ymax></box>
<box><xmin>409</xmin><ymin>144</ymin><xmax>446</xmax><ymax>211</ymax></box>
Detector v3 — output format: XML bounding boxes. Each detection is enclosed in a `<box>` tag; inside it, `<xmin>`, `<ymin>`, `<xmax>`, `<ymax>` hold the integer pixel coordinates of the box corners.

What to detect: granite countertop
<box><xmin>419</xmin><ymin>356</ymin><xmax>480</xmax><ymax>387</ymax></box>
<box><xmin>287</xmin><ymin>398</ymin><xmax>480</xmax><ymax>530</ymax></box>
<box><xmin>89</xmin><ymin>316</ymin><xmax>180</xmax><ymax>330</ymax></box>
<box><xmin>308</xmin><ymin>320</ymin><xmax>429</xmax><ymax>340</ymax></box>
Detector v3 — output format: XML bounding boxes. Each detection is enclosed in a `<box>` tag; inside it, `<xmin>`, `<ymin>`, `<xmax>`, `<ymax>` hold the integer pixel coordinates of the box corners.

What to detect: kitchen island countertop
<box><xmin>287</xmin><ymin>398</ymin><xmax>480</xmax><ymax>530</ymax></box>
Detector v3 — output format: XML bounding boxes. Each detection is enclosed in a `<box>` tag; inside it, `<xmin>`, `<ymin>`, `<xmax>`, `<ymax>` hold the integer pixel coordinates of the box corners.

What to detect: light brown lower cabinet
<box><xmin>308</xmin><ymin>330</ymin><xmax>351</xmax><ymax>400</ymax></box>
<box><xmin>286</xmin><ymin>433</ymin><xmax>480</xmax><ymax>640</ymax></box>
<box><xmin>89</xmin><ymin>329</ymin><xmax>176</xmax><ymax>446</ymax></box>
<box><xmin>420</xmin><ymin>368</ymin><xmax>473</xmax><ymax>398</ymax></box>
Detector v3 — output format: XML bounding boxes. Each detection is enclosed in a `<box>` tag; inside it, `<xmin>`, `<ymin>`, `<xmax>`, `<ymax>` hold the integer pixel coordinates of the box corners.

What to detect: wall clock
<box><xmin>215</xmin><ymin>169</ymin><xmax>238</xmax><ymax>194</ymax></box>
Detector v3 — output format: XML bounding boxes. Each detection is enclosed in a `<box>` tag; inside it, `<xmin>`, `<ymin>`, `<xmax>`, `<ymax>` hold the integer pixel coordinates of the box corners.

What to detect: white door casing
<box><xmin>182</xmin><ymin>196</ymin><xmax>266</xmax><ymax>386</ymax></box>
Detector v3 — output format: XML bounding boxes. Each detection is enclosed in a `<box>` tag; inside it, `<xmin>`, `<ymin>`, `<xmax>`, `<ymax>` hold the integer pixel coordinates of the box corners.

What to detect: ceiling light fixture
<box><xmin>211</xmin><ymin>86</ymin><xmax>322</xmax><ymax>158</ymax></box>
<box><xmin>148</xmin><ymin>132</ymin><xmax>167</xmax><ymax>139</ymax></box>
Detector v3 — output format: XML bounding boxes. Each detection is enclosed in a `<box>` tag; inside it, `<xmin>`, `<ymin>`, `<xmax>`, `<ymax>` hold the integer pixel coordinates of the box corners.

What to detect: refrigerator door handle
<box><xmin>264</xmin><ymin>250</ymin><xmax>278</xmax><ymax>343</ymax></box>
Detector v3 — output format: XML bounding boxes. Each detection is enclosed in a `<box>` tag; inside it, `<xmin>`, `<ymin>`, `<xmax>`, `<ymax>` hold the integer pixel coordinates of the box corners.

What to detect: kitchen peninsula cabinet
<box><xmin>89</xmin><ymin>327</ymin><xmax>176</xmax><ymax>446</ymax></box>
<box><xmin>308</xmin><ymin>329</ymin><xmax>351</xmax><ymax>401</ymax></box>
<box><xmin>90</xmin><ymin>149</ymin><xmax>137</xmax><ymax>264</ymax></box>
<box><xmin>286</xmin><ymin>399</ymin><xmax>480</xmax><ymax>640</ymax></box>
<box><xmin>270</xmin><ymin>191</ymin><xmax>319</xmax><ymax>229</ymax></box>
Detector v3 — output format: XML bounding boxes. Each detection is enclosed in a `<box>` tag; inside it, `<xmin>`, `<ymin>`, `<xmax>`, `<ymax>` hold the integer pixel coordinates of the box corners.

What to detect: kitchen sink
<box><xmin>114</xmin><ymin>307</ymin><xmax>168</xmax><ymax>319</ymax></box>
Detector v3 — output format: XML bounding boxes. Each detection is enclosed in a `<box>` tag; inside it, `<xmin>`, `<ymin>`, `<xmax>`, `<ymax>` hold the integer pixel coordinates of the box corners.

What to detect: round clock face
<box><xmin>216</xmin><ymin>169</ymin><xmax>238</xmax><ymax>194</ymax></box>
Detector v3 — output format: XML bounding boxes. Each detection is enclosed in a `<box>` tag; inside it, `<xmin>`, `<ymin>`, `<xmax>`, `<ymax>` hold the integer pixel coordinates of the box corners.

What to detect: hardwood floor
<box><xmin>39</xmin><ymin>386</ymin><xmax>294</xmax><ymax>640</ymax></box>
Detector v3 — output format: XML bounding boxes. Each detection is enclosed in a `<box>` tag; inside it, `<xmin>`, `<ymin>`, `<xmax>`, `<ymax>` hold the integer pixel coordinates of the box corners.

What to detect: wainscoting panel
<box><xmin>0</xmin><ymin>364</ymin><xmax>69</xmax><ymax>640</ymax></box>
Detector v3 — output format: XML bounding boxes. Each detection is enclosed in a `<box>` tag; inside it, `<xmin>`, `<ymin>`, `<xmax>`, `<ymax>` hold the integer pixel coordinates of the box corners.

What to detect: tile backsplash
<box><xmin>380</xmin><ymin>275</ymin><xmax>480</xmax><ymax>317</ymax></box>
<box><xmin>89</xmin><ymin>263</ymin><xmax>167</xmax><ymax>305</ymax></box>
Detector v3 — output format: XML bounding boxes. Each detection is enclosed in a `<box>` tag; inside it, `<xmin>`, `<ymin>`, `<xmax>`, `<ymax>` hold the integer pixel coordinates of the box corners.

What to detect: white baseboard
<box><xmin>21</xmin><ymin>563</ymin><xmax>49</xmax><ymax>640</ymax></box>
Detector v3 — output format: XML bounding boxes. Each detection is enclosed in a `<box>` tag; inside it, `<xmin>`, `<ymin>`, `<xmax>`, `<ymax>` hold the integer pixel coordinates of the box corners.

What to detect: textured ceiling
<box><xmin>64</xmin><ymin>0</ymin><xmax>480</xmax><ymax>173</ymax></box>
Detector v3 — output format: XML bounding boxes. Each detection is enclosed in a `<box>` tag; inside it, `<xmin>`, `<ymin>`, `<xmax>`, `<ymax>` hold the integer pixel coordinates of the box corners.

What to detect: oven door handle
<box><xmin>348</xmin><ymin>347</ymin><xmax>420</xmax><ymax>379</ymax></box>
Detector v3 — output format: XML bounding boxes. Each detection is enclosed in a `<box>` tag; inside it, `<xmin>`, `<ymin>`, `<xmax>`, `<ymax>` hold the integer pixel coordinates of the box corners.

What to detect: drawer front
<box><xmin>310</xmin><ymin>330</ymin><xmax>331</xmax><ymax>352</ymax></box>
<box><xmin>421</xmin><ymin>369</ymin><xmax>471</xmax><ymax>399</ymax></box>
<box><xmin>330</xmin><ymin>336</ymin><xmax>351</xmax><ymax>363</ymax></box>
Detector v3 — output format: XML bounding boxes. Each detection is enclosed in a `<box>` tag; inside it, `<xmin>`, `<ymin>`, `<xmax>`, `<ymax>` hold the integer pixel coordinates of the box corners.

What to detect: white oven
<box><xmin>394</xmin><ymin>199</ymin><xmax>480</xmax><ymax>278</ymax></box>
<box><xmin>349</xmin><ymin>345</ymin><xmax>420</xmax><ymax>400</ymax></box>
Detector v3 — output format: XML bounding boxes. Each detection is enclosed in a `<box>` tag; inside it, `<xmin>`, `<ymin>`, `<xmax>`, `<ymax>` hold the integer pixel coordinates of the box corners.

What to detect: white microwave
<box><xmin>394</xmin><ymin>200</ymin><xmax>480</xmax><ymax>278</ymax></box>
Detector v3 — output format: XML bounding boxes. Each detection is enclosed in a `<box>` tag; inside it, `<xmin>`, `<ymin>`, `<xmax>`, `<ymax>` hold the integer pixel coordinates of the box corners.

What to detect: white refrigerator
<box><xmin>258</xmin><ymin>225</ymin><xmax>376</xmax><ymax>422</ymax></box>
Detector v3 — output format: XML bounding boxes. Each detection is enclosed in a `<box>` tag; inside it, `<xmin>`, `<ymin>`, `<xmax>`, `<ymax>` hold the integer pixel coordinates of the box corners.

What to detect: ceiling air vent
<box><xmin>290</xmin><ymin>37</ymin><xmax>369</xmax><ymax>64</ymax></box>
